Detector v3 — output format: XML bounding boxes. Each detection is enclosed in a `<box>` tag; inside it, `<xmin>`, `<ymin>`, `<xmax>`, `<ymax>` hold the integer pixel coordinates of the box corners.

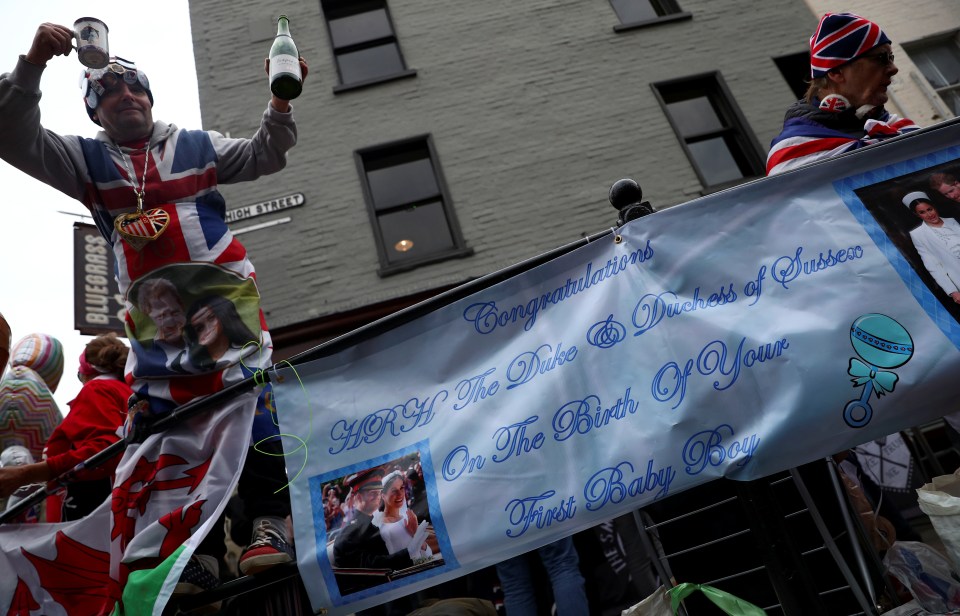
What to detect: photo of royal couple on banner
<box><xmin>320</xmin><ymin>452</ymin><xmax>445</xmax><ymax>596</ymax></box>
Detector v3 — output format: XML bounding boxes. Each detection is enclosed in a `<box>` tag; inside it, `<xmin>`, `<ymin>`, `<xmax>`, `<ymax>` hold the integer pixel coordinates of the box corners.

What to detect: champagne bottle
<box><xmin>269</xmin><ymin>15</ymin><xmax>302</xmax><ymax>100</ymax></box>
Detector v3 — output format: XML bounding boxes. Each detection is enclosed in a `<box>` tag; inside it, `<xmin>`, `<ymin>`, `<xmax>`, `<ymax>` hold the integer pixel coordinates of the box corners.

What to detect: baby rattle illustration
<box><xmin>843</xmin><ymin>314</ymin><xmax>914</xmax><ymax>428</ymax></box>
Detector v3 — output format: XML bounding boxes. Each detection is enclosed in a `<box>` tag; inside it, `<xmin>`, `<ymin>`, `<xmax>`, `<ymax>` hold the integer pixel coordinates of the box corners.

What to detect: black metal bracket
<box><xmin>609</xmin><ymin>178</ymin><xmax>655</xmax><ymax>227</ymax></box>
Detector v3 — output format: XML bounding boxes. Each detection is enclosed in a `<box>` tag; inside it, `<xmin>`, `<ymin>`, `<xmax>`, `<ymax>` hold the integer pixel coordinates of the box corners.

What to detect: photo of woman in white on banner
<box><xmin>903</xmin><ymin>191</ymin><xmax>960</xmax><ymax>304</ymax></box>
<box><xmin>372</xmin><ymin>470</ymin><xmax>440</xmax><ymax>557</ymax></box>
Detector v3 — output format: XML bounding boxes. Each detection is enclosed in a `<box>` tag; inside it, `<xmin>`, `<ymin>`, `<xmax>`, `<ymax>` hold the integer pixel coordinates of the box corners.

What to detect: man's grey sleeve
<box><xmin>0</xmin><ymin>56</ymin><xmax>88</xmax><ymax>201</ymax></box>
<box><xmin>212</xmin><ymin>103</ymin><xmax>298</xmax><ymax>184</ymax></box>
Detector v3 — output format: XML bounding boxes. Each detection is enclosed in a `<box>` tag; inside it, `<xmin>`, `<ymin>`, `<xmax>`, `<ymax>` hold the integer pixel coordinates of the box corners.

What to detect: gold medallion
<box><xmin>114</xmin><ymin>207</ymin><xmax>170</xmax><ymax>251</ymax></box>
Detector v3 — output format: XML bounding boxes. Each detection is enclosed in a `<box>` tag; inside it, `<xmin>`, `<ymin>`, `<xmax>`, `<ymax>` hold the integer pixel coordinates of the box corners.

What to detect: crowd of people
<box><xmin>0</xmin><ymin>328</ymin><xmax>130</xmax><ymax>522</ymax></box>
<box><xmin>0</xmin><ymin>318</ymin><xmax>66</xmax><ymax>523</ymax></box>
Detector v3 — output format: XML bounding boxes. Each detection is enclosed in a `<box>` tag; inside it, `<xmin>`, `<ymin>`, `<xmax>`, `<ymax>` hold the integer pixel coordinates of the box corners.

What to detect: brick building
<box><xmin>188</xmin><ymin>0</ymin><xmax>818</xmax><ymax>355</ymax></box>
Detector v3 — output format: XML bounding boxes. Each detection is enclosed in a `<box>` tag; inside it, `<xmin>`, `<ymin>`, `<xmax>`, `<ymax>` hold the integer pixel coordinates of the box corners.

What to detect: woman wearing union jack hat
<box><xmin>766</xmin><ymin>12</ymin><xmax>920</xmax><ymax>176</ymax></box>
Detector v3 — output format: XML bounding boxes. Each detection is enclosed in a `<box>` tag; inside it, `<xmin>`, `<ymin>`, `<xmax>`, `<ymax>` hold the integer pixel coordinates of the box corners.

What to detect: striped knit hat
<box><xmin>11</xmin><ymin>334</ymin><xmax>64</xmax><ymax>393</ymax></box>
<box><xmin>0</xmin><ymin>366</ymin><xmax>62</xmax><ymax>461</ymax></box>
<box><xmin>810</xmin><ymin>13</ymin><xmax>891</xmax><ymax>78</ymax></box>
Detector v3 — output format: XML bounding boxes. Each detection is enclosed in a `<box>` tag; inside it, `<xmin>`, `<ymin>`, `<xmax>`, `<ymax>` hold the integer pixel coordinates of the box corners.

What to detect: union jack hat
<box><xmin>809</xmin><ymin>13</ymin><xmax>891</xmax><ymax>78</ymax></box>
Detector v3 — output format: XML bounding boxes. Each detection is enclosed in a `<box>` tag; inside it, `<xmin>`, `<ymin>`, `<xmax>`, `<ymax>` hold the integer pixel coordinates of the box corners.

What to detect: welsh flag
<box><xmin>0</xmin><ymin>393</ymin><xmax>255</xmax><ymax>615</ymax></box>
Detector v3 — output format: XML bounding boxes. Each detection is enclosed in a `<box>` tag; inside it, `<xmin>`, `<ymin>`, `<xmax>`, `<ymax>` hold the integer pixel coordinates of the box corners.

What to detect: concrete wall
<box><xmin>189</xmin><ymin>0</ymin><xmax>817</xmax><ymax>328</ymax></box>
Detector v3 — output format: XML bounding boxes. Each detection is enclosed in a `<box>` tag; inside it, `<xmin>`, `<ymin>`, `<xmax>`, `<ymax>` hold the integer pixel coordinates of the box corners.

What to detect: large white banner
<box><xmin>273</xmin><ymin>119</ymin><xmax>960</xmax><ymax>614</ymax></box>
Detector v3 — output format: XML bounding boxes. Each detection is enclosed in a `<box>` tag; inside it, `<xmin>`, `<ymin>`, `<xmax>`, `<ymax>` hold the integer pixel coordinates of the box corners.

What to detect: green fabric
<box><xmin>668</xmin><ymin>583</ymin><xmax>766</xmax><ymax>616</ymax></box>
<box><xmin>113</xmin><ymin>545</ymin><xmax>187</xmax><ymax>616</ymax></box>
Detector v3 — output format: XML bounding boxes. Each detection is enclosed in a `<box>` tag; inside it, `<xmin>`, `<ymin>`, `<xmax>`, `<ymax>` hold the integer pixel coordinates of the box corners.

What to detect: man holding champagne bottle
<box><xmin>0</xmin><ymin>18</ymin><xmax>308</xmax><ymax>604</ymax></box>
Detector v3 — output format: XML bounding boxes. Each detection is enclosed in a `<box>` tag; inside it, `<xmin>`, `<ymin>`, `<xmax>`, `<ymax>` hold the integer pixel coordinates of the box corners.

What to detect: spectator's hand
<box><xmin>0</xmin><ymin>466</ymin><xmax>25</xmax><ymax>498</ymax></box>
<box><xmin>0</xmin><ymin>464</ymin><xmax>46</xmax><ymax>499</ymax></box>
<box><xmin>425</xmin><ymin>524</ymin><xmax>440</xmax><ymax>554</ymax></box>
<box><xmin>950</xmin><ymin>292</ymin><xmax>960</xmax><ymax>304</ymax></box>
<box><xmin>266</xmin><ymin>56</ymin><xmax>308</xmax><ymax>112</ymax></box>
<box><xmin>124</xmin><ymin>395</ymin><xmax>154</xmax><ymax>441</ymax></box>
<box><xmin>25</xmin><ymin>23</ymin><xmax>74</xmax><ymax>67</ymax></box>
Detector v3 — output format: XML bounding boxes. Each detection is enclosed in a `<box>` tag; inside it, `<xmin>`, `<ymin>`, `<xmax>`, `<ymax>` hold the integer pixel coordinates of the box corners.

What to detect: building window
<box><xmin>773</xmin><ymin>51</ymin><xmax>811</xmax><ymax>101</ymax></box>
<box><xmin>356</xmin><ymin>136</ymin><xmax>471</xmax><ymax>275</ymax></box>
<box><xmin>610</xmin><ymin>0</ymin><xmax>691</xmax><ymax>32</ymax></box>
<box><xmin>321</xmin><ymin>0</ymin><xmax>416</xmax><ymax>91</ymax></box>
<box><xmin>653</xmin><ymin>73</ymin><xmax>765</xmax><ymax>189</ymax></box>
<box><xmin>905</xmin><ymin>33</ymin><xmax>960</xmax><ymax>117</ymax></box>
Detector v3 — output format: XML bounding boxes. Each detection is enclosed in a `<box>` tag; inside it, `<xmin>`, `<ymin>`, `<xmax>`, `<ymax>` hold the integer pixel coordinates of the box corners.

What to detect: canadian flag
<box><xmin>0</xmin><ymin>393</ymin><xmax>256</xmax><ymax>615</ymax></box>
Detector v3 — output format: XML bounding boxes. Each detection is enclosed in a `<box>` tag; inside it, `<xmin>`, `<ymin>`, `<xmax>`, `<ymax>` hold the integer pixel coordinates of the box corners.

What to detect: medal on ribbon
<box><xmin>113</xmin><ymin>144</ymin><xmax>168</xmax><ymax>251</ymax></box>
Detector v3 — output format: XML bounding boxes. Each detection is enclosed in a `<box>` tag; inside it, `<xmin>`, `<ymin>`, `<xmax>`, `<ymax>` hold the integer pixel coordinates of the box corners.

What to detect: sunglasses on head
<box><xmin>82</xmin><ymin>58</ymin><xmax>150</xmax><ymax>97</ymax></box>
<box><xmin>101</xmin><ymin>69</ymin><xmax>145</xmax><ymax>90</ymax></box>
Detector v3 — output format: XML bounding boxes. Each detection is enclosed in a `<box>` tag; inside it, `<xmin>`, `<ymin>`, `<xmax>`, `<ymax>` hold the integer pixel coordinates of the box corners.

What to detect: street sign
<box><xmin>225</xmin><ymin>192</ymin><xmax>305</xmax><ymax>223</ymax></box>
<box><xmin>73</xmin><ymin>222</ymin><xmax>125</xmax><ymax>336</ymax></box>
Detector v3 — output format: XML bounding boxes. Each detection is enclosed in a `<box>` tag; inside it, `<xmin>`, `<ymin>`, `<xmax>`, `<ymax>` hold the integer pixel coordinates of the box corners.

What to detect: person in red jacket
<box><xmin>0</xmin><ymin>333</ymin><xmax>132</xmax><ymax>521</ymax></box>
